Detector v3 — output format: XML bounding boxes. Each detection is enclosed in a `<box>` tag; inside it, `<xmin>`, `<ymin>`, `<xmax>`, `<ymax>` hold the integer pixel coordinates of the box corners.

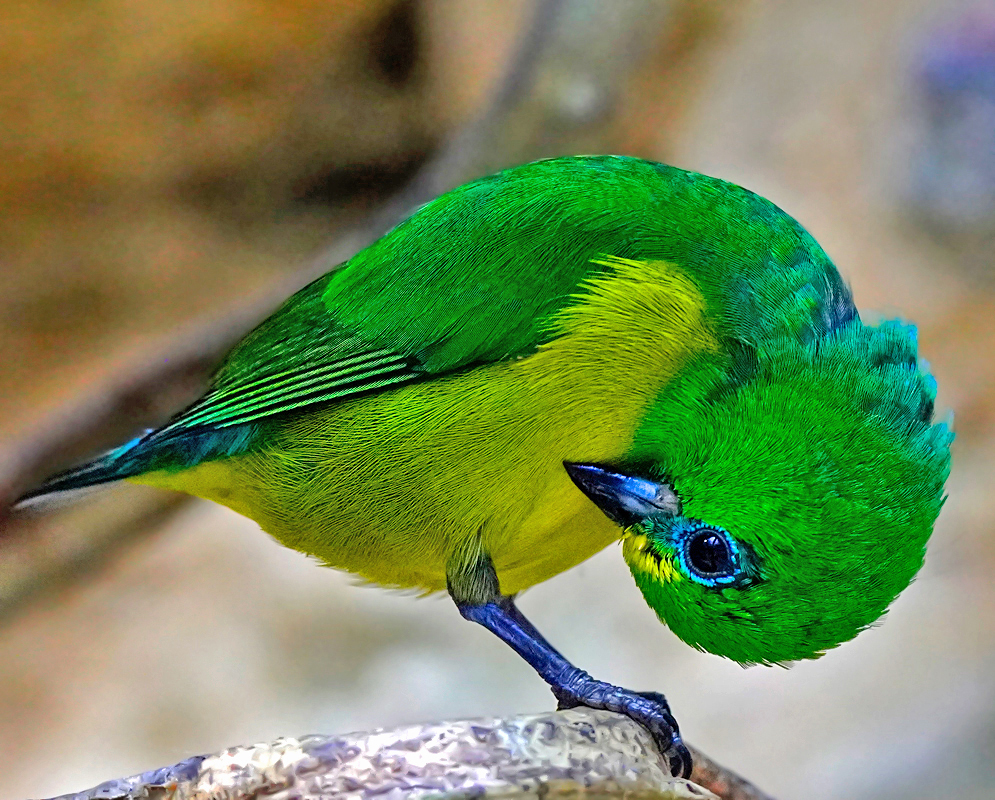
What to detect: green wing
<box><xmin>155</xmin><ymin>156</ymin><xmax>681</xmax><ymax>437</ymax></box>
<box><xmin>154</xmin><ymin>153</ymin><xmax>846</xmax><ymax>438</ymax></box>
<box><xmin>154</xmin><ymin>272</ymin><xmax>424</xmax><ymax>434</ymax></box>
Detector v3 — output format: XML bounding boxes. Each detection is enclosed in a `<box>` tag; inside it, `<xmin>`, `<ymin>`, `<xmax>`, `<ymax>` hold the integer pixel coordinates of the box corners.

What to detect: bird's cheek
<box><xmin>622</xmin><ymin>534</ymin><xmax>683</xmax><ymax>585</ymax></box>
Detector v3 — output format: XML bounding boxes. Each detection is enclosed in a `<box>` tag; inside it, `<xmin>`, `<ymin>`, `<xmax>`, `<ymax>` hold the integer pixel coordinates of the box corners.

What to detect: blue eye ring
<box><xmin>675</xmin><ymin>521</ymin><xmax>742</xmax><ymax>587</ymax></box>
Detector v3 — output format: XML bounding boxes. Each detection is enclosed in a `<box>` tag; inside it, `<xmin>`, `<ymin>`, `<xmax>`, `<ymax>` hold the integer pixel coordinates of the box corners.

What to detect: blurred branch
<box><xmin>382</xmin><ymin>0</ymin><xmax>671</xmax><ymax>206</ymax></box>
<box><xmin>47</xmin><ymin>709</ymin><xmax>775</xmax><ymax>800</ymax></box>
<box><xmin>687</xmin><ymin>746</ymin><xmax>777</xmax><ymax>800</ymax></box>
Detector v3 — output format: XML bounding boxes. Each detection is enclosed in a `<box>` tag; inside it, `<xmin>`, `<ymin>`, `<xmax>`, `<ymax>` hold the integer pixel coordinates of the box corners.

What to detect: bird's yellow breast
<box><xmin>136</xmin><ymin>258</ymin><xmax>719</xmax><ymax>594</ymax></box>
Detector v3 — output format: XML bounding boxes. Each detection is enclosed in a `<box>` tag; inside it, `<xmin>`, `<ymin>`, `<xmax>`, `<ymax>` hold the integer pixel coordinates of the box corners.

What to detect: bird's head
<box><xmin>566</xmin><ymin>320</ymin><xmax>952</xmax><ymax>664</ymax></box>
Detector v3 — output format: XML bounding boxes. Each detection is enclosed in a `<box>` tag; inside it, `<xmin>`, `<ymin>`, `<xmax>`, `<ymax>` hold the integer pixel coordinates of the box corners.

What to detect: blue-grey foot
<box><xmin>457</xmin><ymin>596</ymin><xmax>692</xmax><ymax>778</ymax></box>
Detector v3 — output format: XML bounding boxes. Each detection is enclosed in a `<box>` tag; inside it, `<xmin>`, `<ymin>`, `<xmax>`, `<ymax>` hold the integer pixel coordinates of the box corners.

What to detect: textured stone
<box><xmin>49</xmin><ymin>710</ymin><xmax>715</xmax><ymax>800</ymax></box>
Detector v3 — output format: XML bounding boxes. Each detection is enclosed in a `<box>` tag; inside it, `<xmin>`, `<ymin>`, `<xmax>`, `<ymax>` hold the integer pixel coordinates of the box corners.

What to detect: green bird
<box><xmin>19</xmin><ymin>155</ymin><xmax>952</xmax><ymax>778</ymax></box>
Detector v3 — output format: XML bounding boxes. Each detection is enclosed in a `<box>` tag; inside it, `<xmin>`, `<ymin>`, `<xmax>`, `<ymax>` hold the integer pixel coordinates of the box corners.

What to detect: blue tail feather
<box><xmin>15</xmin><ymin>424</ymin><xmax>259</xmax><ymax>505</ymax></box>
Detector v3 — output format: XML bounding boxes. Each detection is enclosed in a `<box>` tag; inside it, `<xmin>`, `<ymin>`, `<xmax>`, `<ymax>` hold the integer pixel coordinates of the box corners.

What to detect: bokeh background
<box><xmin>2</xmin><ymin>1</ymin><xmax>994</xmax><ymax>798</ymax></box>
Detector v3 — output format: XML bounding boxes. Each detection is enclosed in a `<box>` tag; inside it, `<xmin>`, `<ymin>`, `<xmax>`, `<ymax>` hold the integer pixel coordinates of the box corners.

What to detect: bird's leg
<box><xmin>446</xmin><ymin>548</ymin><xmax>692</xmax><ymax>778</ymax></box>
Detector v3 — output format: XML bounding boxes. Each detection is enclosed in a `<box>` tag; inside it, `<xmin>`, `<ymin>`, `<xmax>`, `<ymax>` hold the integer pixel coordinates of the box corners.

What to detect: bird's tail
<box><xmin>13</xmin><ymin>433</ymin><xmax>153</xmax><ymax>507</ymax></box>
<box><xmin>14</xmin><ymin>423</ymin><xmax>258</xmax><ymax>508</ymax></box>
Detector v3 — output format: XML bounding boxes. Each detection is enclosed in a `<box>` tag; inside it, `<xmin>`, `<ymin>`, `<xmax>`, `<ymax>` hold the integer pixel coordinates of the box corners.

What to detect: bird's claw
<box><xmin>637</xmin><ymin>700</ymin><xmax>693</xmax><ymax>780</ymax></box>
<box><xmin>552</xmin><ymin>682</ymin><xmax>692</xmax><ymax>779</ymax></box>
<box><xmin>634</xmin><ymin>690</ymin><xmax>673</xmax><ymax>715</ymax></box>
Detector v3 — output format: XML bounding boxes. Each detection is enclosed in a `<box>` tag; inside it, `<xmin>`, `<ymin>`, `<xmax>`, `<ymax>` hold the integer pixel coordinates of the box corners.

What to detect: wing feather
<box><xmin>159</xmin><ymin>349</ymin><xmax>414</xmax><ymax>431</ymax></box>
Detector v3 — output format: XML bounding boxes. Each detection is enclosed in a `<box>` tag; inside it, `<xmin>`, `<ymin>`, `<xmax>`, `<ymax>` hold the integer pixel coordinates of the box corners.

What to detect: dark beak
<box><xmin>563</xmin><ymin>462</ymin><xmax>680</xmax><ymax>527</ymax></box>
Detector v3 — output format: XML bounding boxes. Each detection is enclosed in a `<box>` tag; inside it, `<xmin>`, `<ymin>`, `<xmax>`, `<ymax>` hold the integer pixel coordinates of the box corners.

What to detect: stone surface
<box><xmin>50</xmin><ymin>711</ymin><xmax>714</xmax><ymax>800</ymax></box>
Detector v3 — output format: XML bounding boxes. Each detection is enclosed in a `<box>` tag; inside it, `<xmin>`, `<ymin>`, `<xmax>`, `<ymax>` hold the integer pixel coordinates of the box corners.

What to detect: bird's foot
<box><xmin>553</xmin><ymin>678</ymin><xmax>692</xmax><ymax>779</ymax></box>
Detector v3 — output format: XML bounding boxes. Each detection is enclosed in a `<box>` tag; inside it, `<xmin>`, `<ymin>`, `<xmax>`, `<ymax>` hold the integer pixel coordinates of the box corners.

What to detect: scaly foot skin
<box><xmin>553</xmin><ymin>679</ymin><xmax>692</xmax><ymax>778</ymax></box>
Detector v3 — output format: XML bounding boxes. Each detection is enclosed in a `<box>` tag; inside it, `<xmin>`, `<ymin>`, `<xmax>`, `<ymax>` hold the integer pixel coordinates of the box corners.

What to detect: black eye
<box><xmin>685</xmin><ymin>528</ymin><xmax>735</xmax><ymax>579</ymax></box>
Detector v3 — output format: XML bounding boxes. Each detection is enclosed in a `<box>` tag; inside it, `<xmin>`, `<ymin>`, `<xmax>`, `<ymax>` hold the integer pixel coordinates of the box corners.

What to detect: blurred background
<box><xmin>1</xmin><ymin>1</ymin><xmax>994</xmax><ymax>798</ymax></box>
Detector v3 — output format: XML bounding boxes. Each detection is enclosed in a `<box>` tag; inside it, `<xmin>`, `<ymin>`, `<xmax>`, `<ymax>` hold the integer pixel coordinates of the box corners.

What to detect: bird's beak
<box><xmin>563</xmin><ymin>462</ymin><xmax>680</xmax><ymax>527</ymax></box>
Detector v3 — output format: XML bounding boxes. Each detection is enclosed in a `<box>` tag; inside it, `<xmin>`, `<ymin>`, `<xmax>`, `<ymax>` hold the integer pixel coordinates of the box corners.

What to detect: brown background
<box><xmin>1</xmin><ymin>2</ymin><xmax>994</xmax><ymax>798</ymax></box>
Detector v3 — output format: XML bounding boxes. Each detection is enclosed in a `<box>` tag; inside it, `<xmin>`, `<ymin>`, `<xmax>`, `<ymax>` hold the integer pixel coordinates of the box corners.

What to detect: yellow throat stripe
<box><xmin>623</xmin><ymin>533</ymin><xmax>681</xmax><ymax>583</ymax></box>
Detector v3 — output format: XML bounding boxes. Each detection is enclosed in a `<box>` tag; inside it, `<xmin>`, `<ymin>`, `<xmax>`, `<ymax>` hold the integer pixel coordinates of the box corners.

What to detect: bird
<box><xmin>17</xmin><ymin>155</ymin><xmax>953</xmax><ymax>778</ymax></box>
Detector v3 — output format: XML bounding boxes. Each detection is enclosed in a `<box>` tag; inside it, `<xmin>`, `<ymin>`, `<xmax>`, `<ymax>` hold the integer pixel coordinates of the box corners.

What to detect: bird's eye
<box><xmin>680</xmin><ymin>525</ymin><xmax>739</xmax><ymax>586</ymax></box>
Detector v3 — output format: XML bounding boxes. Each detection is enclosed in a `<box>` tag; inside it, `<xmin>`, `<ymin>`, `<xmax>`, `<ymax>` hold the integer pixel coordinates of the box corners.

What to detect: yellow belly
<box><xmin>137</xmin><ymin>356</ymin><xmax>629</xmax><ymax>594</ymax></box>
<box><xmin>135</xmin><ymin>257</ymin><xmax>718</xmax><ymax>594</ymax></box>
